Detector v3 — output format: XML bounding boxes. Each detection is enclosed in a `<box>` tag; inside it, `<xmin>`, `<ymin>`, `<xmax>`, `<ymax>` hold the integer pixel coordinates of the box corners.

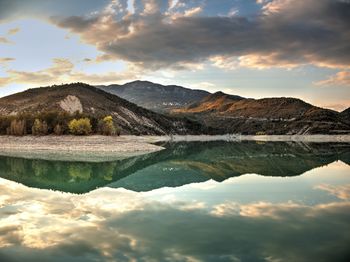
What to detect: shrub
<box><xmin>9</xmin><ymin>119</ymin><xmax>26</xmax><ymax>136</ymax></box>
<box><xmin>68</xmin><ymin>118</ymin><xmax>92</xmax><ymax>135</ymax></box>
<box><xmin>0</xmin><ymin>116</ymin><xmax>12</xmax><ymax>135</ymax></box>
<box><xmin>53</xmin><ymin>124</ymin><xmax>64</xmax><ymax>135</ymax></box>
<box><xmin>32</xmin><ymin>119</ymin><xmax>48</xmax><ymax>135</ymax></box>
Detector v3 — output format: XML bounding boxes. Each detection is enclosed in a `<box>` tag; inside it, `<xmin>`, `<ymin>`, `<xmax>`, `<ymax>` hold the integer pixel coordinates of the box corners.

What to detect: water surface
<box><xmin>0</xmin><ymin>141</ymin><xmax>349</xmax><ymax>261</ymax></box>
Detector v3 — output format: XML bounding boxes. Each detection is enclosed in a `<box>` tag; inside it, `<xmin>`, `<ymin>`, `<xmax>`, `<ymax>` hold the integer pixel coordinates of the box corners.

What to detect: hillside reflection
<box><xmin>0</xmin><ymin>141</ymin><xmax>349</xmax><ymax>193</ymax></box>
<box><xmin>0</xmin><ymin>161</ymin><xmax>349</xmax><ymax>262</ymax></box>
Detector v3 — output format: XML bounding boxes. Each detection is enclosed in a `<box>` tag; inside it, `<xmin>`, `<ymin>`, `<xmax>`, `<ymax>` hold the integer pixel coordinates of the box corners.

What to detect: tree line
<box><xmin>0</xmin><ymin>111</ymin><xmax>121</xmax><ymax>136</ymax></box>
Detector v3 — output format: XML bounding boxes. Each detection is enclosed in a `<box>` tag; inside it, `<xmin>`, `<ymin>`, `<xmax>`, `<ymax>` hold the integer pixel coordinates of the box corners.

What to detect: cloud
<box><xmin>7</xmin><ymin>27</ymin><xmax>20</xmax><ymax>35</ymax></box>
<box><xmin>183</xmin><ymin>6</ymin><xmax>202</xmax><ymax>17</ymax></box>
<box><xmin>0</xmin><ymin>37</ymin><xmax>12</xmax><ymax>44</ymax></box>
<box><xmin>51</xmin><ymin>0</ymin><xmax>350</xmax><ymax>70</ymax></box>
<box><xmin>0</xmin><ymin>57</ymin><xmax>15</xmax><ymax>65</ymax></box>
<box><xmin>315</xmin><ymin>184</ymin><xmax>350</xmax><ymax>200</ymax></box>
<box><xmin>261</xmin><ymin>0</ymin><xmax>294</xmax><ymax>15</ymax></box>
<box><xmin>314</xmin><ymin>71</ymin><xmax>350</xmax><ymax>87</ymax></box>
<box><xmin>0</xmin><ymin>177</ymin><xmax>350</xmax><ymax>262</ymax></box>
<box><xmin>0</xmin><ymin>58</ymin><xmax>142</xmax><ymax>87</ymax></box>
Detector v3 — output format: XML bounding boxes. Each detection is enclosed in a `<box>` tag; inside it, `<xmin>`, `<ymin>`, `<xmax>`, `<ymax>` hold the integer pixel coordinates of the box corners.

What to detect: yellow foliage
<box><xmin>68</xmin><ymin>118</ymin><xmax>92</xmax><ymax>135</ymax></box>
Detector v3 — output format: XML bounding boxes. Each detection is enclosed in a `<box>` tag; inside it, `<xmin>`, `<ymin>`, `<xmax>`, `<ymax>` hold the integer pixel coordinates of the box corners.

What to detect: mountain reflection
<box><xmin>0</xmin><ymin>141</ymin><xmax>349</xmax><ymax>193</ymax></box>
<box><xmin>0</xmin><ymin>162</ymin><xmax>349</xmax><ymax>262</ymax></box>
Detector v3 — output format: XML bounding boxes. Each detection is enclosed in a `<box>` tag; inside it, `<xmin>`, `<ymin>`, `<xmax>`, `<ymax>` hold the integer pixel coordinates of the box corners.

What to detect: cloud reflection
<box><xmin>0</xmin><ymin>177</ymin><xmax>350</xmax><ymax>262</ymax></box>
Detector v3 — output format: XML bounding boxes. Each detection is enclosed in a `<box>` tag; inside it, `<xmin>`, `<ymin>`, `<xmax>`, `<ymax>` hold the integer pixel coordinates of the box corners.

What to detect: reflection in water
<box><xmin>0</xmin><ymin>141</ymin><xmax>349</xmax><ymax>193</ymax></box>
<box><xmin>0</xmin><ymin>161</ymin><xmax>349</xmax><ymax>261</ymax></box>
<box><xmin>0</xmin><ymin>142</ymin><xmax>350</xmax><ymax>261</ymax></box>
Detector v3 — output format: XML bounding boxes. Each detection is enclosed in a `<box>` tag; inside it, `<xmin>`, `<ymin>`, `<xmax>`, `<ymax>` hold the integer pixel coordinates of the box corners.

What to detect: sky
<box><xmin>0</xmin><ymin>0</ymin><xmax>349</xmax><ymax>111</ymax></box>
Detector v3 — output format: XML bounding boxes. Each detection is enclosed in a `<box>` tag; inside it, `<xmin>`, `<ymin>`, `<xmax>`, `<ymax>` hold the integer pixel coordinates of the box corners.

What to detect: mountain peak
<box><xmin>203</xmin><ymin>91</ymin><xmax>244</xmax><ymax>103</ymax></box>
<box><xmin>98</xmin><ymin>81</ymin><xmax>210</xmax><ymax>112</ymax></box>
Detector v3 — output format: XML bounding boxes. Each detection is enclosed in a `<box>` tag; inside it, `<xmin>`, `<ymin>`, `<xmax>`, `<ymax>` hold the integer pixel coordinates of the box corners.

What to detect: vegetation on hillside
<box><xmin>0</xmin><ymin>111</ymin><xmax>120</xmax><ymax>136</ymax></box>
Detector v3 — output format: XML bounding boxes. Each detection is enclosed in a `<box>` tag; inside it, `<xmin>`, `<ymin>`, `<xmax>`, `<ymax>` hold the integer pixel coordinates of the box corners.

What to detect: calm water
<box><xmin>0</xmin><ymin>141</ymin><xmax>349</xmax><ymax>261</ymax></box>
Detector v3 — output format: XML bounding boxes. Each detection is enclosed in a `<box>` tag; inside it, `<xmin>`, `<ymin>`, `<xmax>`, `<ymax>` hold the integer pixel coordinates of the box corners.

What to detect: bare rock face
<box><xmin>59</xmin><ymin>95</ymin><xmax>83</xmax><ymax>114</ymax></box>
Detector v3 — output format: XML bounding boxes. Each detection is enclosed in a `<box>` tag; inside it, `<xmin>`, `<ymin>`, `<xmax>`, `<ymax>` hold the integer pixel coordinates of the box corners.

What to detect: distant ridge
<box><xmin>98</xmin><ymin>80</ymin><xmax>210</xmax><ymax>112</ymax></box>
<box><xmin>173</xmin><ymin>90</ymin><xmax>350</xmax><ymax>135</ymax></box>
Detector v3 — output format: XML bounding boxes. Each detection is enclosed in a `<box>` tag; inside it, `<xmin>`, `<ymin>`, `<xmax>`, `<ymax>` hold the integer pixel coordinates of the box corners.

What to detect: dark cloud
<box><xmin>52</xmin><ymin>0</ymin><xmax>350</xmax><ymax>69</ymax></box>
<box><xmin>0</xmin><ymin>0</ymin><xmax>110</xmax><ymax>21</ymax></box>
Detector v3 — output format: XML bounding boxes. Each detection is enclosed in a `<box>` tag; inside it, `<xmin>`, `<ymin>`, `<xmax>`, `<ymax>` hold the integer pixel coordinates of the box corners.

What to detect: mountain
<box><xmin>341</xmin><ymin>107</ymin><xmax>350</xmax><ymax>120</ymax></box>
<box><xmin>173</xmin><ymin>91</ymin><xmax>350</xmax><ymax>135</ymax></box>
<box><xmin>0</xmin><ymin>83</ymin><xmax>208</xmax><ymax>135</ymax></box>
<box><xmin>97</xmin><ymin>80</ymin><xmax>350</xmax><ymax>134</ymax></box>
<box><xmin>98</xmin><ymin>80</ymin><xmax>210</xmax><ymax>112</ymax></box>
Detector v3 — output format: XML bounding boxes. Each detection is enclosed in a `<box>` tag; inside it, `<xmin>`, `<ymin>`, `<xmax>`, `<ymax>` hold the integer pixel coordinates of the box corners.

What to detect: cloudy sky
<box><xmin>0</xmin><ymin>0</ymin><xmax>349</xmax><ymax>111</ymax></box>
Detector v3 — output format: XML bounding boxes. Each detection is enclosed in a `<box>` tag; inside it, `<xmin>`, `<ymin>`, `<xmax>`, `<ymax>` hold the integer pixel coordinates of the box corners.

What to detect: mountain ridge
<box><xmin>172</xmin><ymin>91</ymin><xmax>349</xmax><ymax>134</ymax></box>
<box><xmin>98</xmin><ymin>80</ymin><xmax>210</xmax><ymax>112</ymax></box>
<box><xmin>0</xmin><ymin>82</ymin><xmax>209</xmax><ymax>135</ymax></box>
<box><xmin>0</xmin><ymin>81</ymin><xmax>349</xmax><ymax>135</ymax></box>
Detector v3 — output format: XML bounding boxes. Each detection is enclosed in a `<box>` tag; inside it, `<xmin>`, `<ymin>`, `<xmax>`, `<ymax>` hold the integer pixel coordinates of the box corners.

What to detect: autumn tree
<box><xmin>68</xmin><ymin>118</ymin><xmax>92</xmax><ymax>135</ymax></box>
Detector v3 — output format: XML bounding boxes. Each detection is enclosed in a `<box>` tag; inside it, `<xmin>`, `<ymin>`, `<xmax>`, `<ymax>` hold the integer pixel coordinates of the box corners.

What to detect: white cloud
<box><xmin>314</xmin><ymin>71</ymin><xmax>350</xmax><ymax>87</ymax></box>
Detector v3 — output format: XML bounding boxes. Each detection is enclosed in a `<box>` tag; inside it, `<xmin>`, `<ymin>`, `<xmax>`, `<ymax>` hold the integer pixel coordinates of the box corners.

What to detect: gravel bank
<box><xmin>0</xmin><ymin>135</ymin><xmax>164</xmax><ymax>162</ymax></box>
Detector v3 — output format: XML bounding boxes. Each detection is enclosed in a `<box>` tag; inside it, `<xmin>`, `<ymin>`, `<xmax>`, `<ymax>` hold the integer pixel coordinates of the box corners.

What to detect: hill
<box><xmin>341</xmin><ymin>107</ymin><xmax>350</xmax><ymax>120</ymax></box>
<box><xmin>173</xmin><ymin>91</ymin><xmax>350</xmax><ymax>135</ymax></box>
<box><xmin>0</xmin><ymin>83</ymin><xmax>208</xmax><ymax>135</ymax></box>
<box><xmin>98</xmin><ymin>80</ymin><xmax>210</xmax><ymax>112</ymax></box>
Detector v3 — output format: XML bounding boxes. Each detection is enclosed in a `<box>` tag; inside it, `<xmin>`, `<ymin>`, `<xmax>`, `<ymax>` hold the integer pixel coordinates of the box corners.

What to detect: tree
<box><xmin>9</xmin><ymin>119</ymin><xmax>26</xmax><ymax>136</ymax></box>
<box><xmin>68</xmin><ymin>118</ymin><xmax>92</xmax><ymax>135</ymax></box>
<box><xmin>53</xmin><ymin>124</ymin><xmax>63</xmax><ymax>135</ymax></box>
<box><xmin>98</xmin><ymin>115</ymin><xmax>121</xmax><ymax>136</ymax></box>
<box><xmin>99</xmin><ymin>116</ymin><xmax>115</xmax><ymax>135</ymax></box>
<box><xmin>32</xmin><ymin>119</ymin><xmax>48</xmax><ymax>135</ymax></box>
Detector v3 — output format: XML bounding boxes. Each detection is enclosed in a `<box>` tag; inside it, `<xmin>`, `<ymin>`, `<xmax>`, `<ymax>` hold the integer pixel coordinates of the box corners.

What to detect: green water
<box><xmin>0</xmin><ymin>141</ymin><xmax>349</xmax><ymax>261</ymax></box>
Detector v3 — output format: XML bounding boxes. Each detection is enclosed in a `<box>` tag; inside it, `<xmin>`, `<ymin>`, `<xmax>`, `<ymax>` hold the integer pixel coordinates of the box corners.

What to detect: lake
<box><xmin>0</xmin><ymin>141</ymin><xmax>349</xmax><ymax>261</ymax></box>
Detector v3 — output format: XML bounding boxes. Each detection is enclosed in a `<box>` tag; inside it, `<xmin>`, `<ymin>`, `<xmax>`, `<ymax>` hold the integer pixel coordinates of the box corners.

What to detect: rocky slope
<box><xmin>0</xmin><ymin>83</ymin><xmax>208</xmax><ymax>135</ymax></box>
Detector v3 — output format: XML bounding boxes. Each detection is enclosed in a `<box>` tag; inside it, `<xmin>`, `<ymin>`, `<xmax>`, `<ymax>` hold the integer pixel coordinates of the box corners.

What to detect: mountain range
<box><xmin>0</xmin><ymin>80</ymin><xmax>349</xmax><ymax>135</ymax></box>
<box><xmin>99</xmin><ymin>81</ymin><xmax>350</xmax><ymax>135</ymax></box>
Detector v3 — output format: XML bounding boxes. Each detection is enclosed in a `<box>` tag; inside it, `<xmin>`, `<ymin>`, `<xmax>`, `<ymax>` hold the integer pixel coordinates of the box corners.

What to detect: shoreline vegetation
<box><xmin>0</xmin><ymin>134</ymin><xmax>349</xmax><ymax>162</ymax></box>
<box><xmin>0</xmin><ymin>111</ymin><xmax>121</xmax><ymax>136</ymax></box>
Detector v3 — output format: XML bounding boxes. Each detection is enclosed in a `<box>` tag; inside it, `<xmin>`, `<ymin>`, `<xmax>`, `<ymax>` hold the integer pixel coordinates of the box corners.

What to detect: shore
<box><xmin>0</xmin><ymin>135</ymin><xmax>165</xmax><ymax>162</ymax></box>
<box><xmin>0</xmin><ymin>134</ymin><xmax>349</xmax><ymax>162</ymax></box>
<box><xmin>154</xmin><ymin>134</ymin><xmax>350</xmax><ymax>143</ymax></box>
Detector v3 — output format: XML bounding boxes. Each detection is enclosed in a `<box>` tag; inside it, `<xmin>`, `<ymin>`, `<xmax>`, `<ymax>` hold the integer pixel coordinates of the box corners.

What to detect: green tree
<box><xmin>68</xmin><ymin>118</ymin><xmax>92</xmax><ymax>135</ymax></box>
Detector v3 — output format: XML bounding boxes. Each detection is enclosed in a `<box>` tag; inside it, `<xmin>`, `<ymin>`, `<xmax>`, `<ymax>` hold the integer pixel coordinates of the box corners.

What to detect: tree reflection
<box><xmin>0</xmin><ymin>141</ymin><xmax>349</xmax><ymax>193</ymax></box>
